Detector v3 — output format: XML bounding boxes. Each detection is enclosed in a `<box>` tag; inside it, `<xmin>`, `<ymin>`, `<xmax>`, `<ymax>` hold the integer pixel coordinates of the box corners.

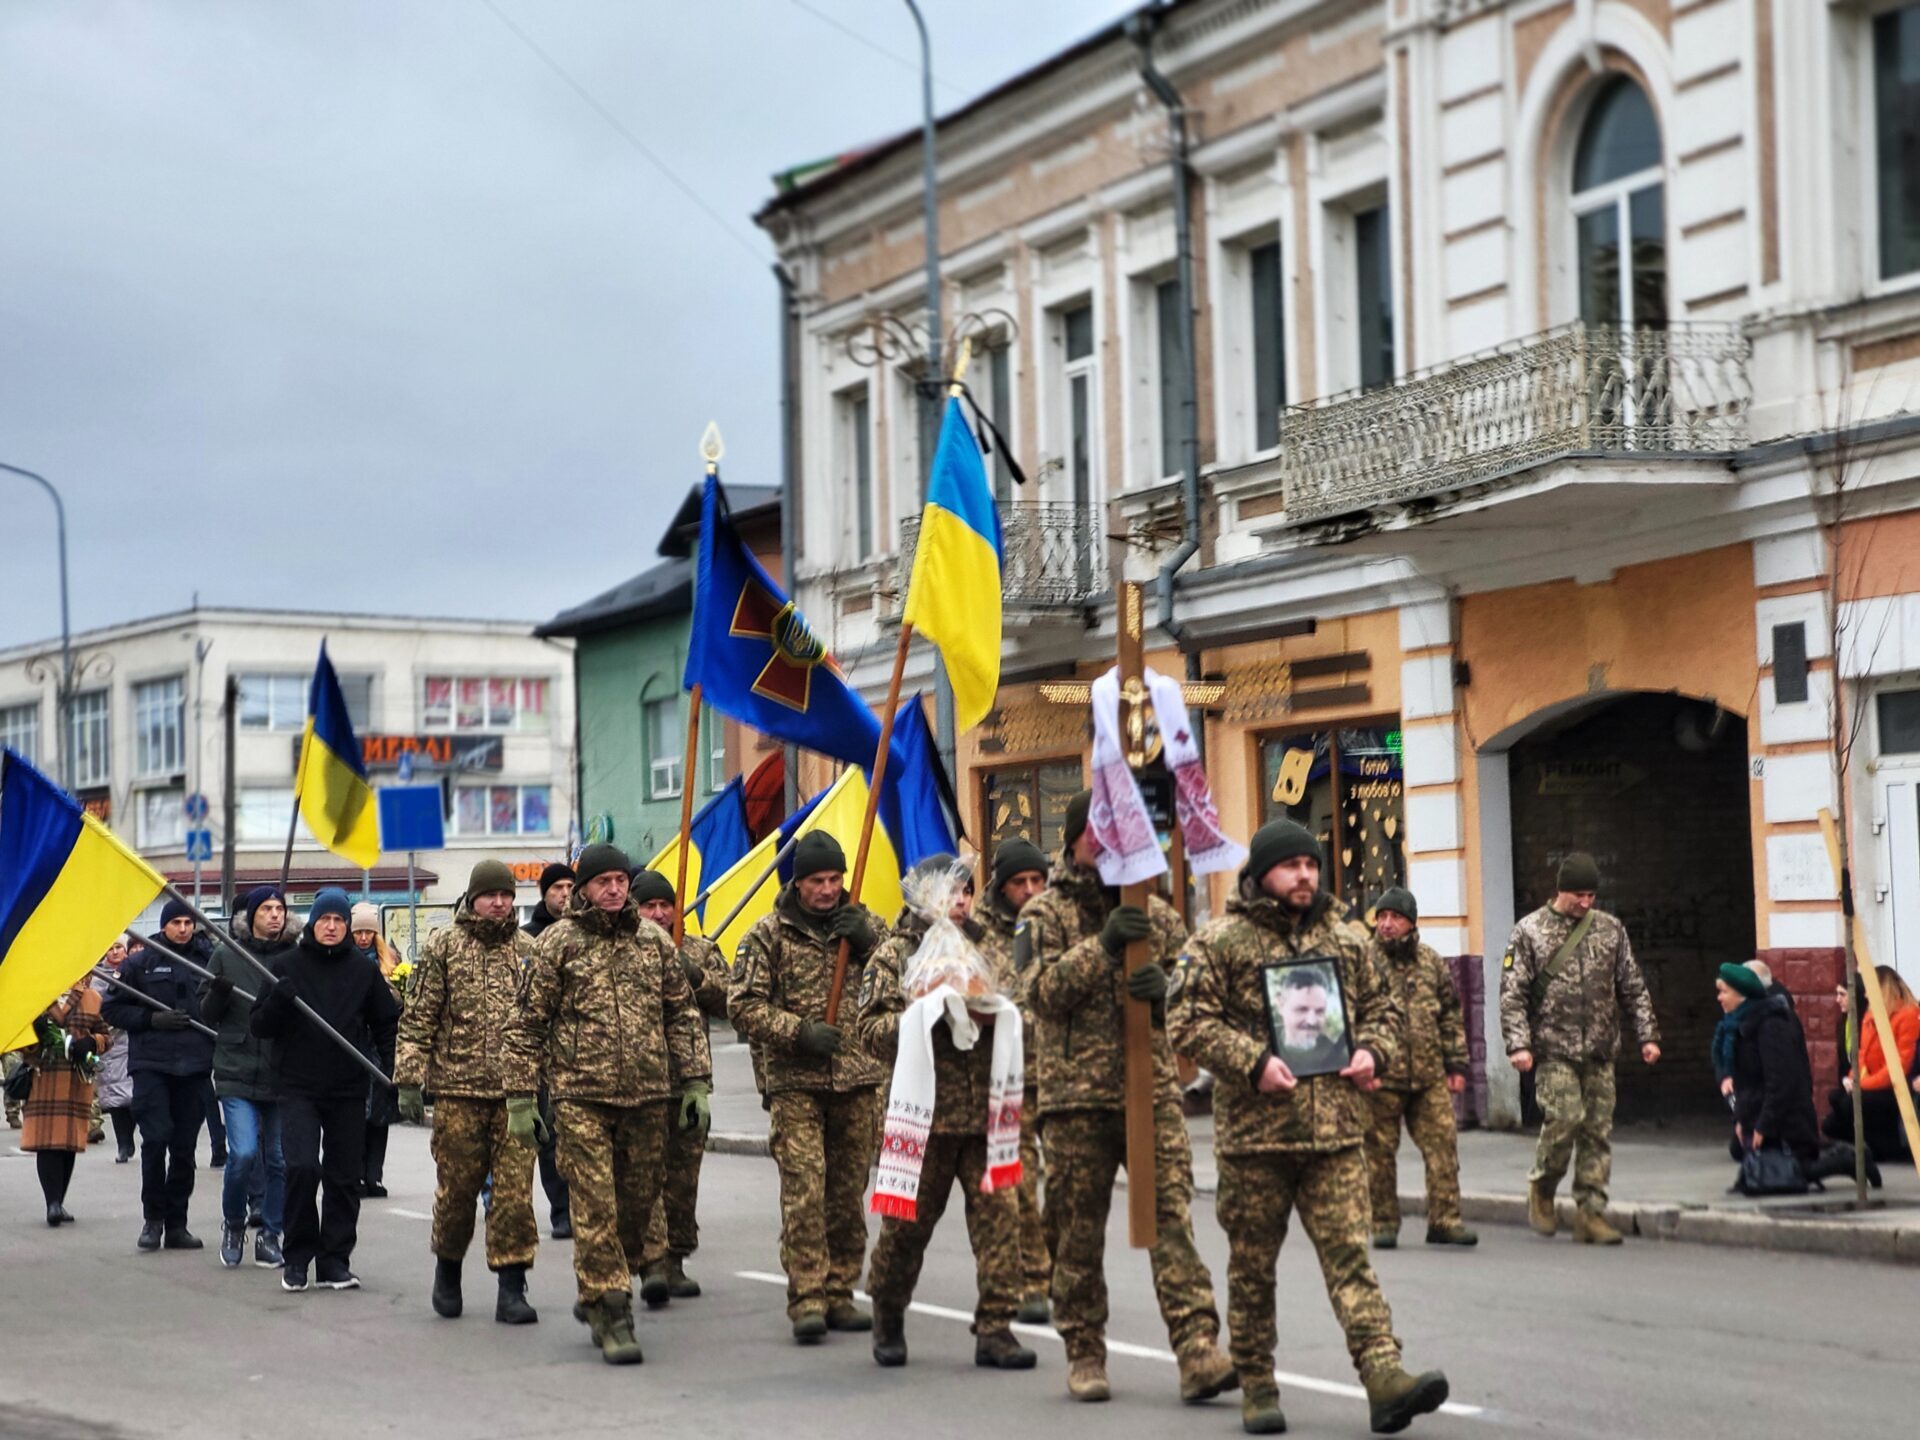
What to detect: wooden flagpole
<box><xmin>1115</xmin><ymin>579</ymin><xmax>1158</xmax><ymax>1249</ymax></box>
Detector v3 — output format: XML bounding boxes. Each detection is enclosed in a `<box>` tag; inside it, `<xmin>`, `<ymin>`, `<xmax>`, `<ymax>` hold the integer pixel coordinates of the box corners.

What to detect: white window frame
<box><xmin>1569</xmin><ymin>162</ymin><xmax>1665</xmax><ymax>327</ymax></box>
<box><xmin>1862</xmin><ymin>0</ymin><xmax>1920</xmax><ymax>296</ymax></box>
<box><xmin>421</xmin><ymin>675</ymin><xmax>550</xmax><ymax>735</ymax></box>
<box><xmin>706</xmin><ymin>703</ymin><xmax>727</xmax><ymax>794</ymax></box>
<box><xmin>643</xmin><ymin>693</ymin><xmax>683</xmax><ymax>801</ymax></box>
<box><xmin>137</xmin><ymin>787</ymin><xmax>185</xmax><ymax>849</ymax></box>
<box><xmin>239</xmin><ymin>671</ymin><xmax>375</xmax><ymax>733</ymax></box>
<box><xmin>1040</xmin><ymin>296</ymin><xmax>1101</xmax><ymax>510</ymax></box>
<box><xmin>835</xmin><ymin>382</ymin><xmax>875</xmax><ymax>563</ymax></box>
<box><xmin>132</xmin><ymin>674</ymin><xmax>187</xmax><ymax>780</ymax></box>
<box><xmin>67</xmin><ymin>688</ymin><xmax>110</xmax><ymax>789</ymax></box>
<box><xmin>236</xmin><ymin>787</ymin><xmax>310</xmax><ymax>845</ymax></box>
<box><xmin>1308</xmin><ymin>116</ymin><xmax>1393</xmax><ymax>397</ymax></box>
<box><xmin>0</xmin><ymin>700</ymin><xmax>40</xmax><ymax>765</ymax></box>
<box><xmin>1205</xmin><ymin>150</ymin><xmax>1294</xmax><ymax>469</ymax></box>
<box><xmin>891</xmin><ymin>360</ymin><xmax>926</xmax><ymax>540</ymax></box>
<box><xmin>452</xmin><ymin>782</ymin><xmax>553</xmax><ymax>838</ymax></box>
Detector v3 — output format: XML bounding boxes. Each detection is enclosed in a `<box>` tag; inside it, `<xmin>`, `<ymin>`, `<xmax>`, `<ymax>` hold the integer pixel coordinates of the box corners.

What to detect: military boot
<box><xmin>974</xmin><ymin>1329</ymin><xmax>1036</xmax><ymax>1370</ymax></box>
<box><xmin>1527</xmin><ymin>1179</ymin><xmax>1558</xmax><ymax>1237</ymax></box>
<box><xmin>1066</xmin><ymin>1356</ymin><xmax>1111</xmax><ymax>1403</ymax></box>
<box><xmin>825</xmin><ymin>1299</ymin><xmax>872</xmax><ymax>1332</ymax></box>
<box><xmin>639</xmin><ymin>1262</ymin><xmax>672</xmax><ymax>1309</ymax></box>
<box><xmin>1372</xmin><ymin>1229</ymin><xmax>1398</xmax><ymax>1250</ymax></box>
<box><xmin>1240</xmin><ymin>1384</ymin><xmax>1288</xmax><ymax>1435</ymax></box>
<box><xmin>589</xmin><ymin>1293</ymin><xmax>645</xmax><ymax>1366</ymax></box>
<box><xmin>871</xmin><ymin>1301</ymin><xmax>907</xmax><ymax>1367</ymax></box>
<box><xmin>792</xmin><ymin>1309</ymin><xmax>829</xmax><ymax>1344</ymax></box>
<box><xmin>1017</xmin><ymin>1291</ymin><xmax>1051</xmax><ymax>1324</ymax></box>
<box><xmin>1424</xmin><ymin>1224</ymin><xmax>1478</xmax><ymax>1247</ymax></box>
<box><xmin>432</xmin><ymin>1258</ymin><xmax>463</xmax><ymax>1318</ymax></box>
<box><xmin>1364</xmin><ymin>1365</ymin><xmax>1449</xmax><ymax>1434</ymax></box>
<box><xmin>495</xmin><ymin>1265</ymin><xmax>538</xmax><ymax>1325</ymax></box>
<box><xmin>1572</xmin><ymin>1209</ymin><xmax>1623</xmax><ymax>1246</ymax></box>
<box><xmin>1178</xmin><ymin>1340</ymin><xmax>1240</xmax><ymax>1403</ymax></box>
<box><xmin>666</xmin><ymin>1255</ymin><xmax>701</xmax><ymax>1298</ymax></box>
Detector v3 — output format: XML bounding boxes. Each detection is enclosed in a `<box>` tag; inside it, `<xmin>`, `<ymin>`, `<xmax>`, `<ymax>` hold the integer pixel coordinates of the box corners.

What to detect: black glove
<box><xmin>797</xmin><ymin>1019</ymin><xmax>843</xmax><ymax>1057</ymax></box>
<box><xmin>151</xmin><ymin>1010</ymin><xmax>193</xmax><ymax>1032</ymax></box>
<box><xmin>827</xmin><ymin>907</ymin><xmax>877</xmax><ymax>958</ymax></box>
<box><xmin>681</xmin><ymin>953</ymin><xmax>704</xmax><ymax>988</ymax></box>
<box><xmin>1099</xmin><ymin>904</ymin><xmax>1152</xmax><ymax>958</ymax></box>
<box><xmin>207</xmin><ymin>975</ymin><xmax>234</xmax><ymax>1007</ymax></box>
<box><xmin>1126</xmin><ymin>961</ymin><xmax>1168</xmax><ymax>1002</ymax></box>
<box><xmin>64</xmin><ymin>1033</ymin><xmax>98</xmax><ymax>1063</ymax></box>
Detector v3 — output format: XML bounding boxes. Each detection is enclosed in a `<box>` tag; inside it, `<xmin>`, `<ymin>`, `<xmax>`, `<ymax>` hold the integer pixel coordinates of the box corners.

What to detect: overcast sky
<box><xmin>0</xmin><ymin>0</ymin><xmax>1123</xmax><ymax>649</ymax></box>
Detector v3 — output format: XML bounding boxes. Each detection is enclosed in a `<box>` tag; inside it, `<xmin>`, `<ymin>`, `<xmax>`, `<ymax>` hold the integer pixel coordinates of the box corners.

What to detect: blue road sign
<box><xmin>378</xmin><ymin>785</ymin><xmax>445</xmax><ymax>853</ymax></box>
<box><xmin>183</xmin><ymin>792</ymin><xmax>210</xmax><ymax>823</ymax></box>
<box><xmin>185</xmin><ymin>828</ymin><xmax>214</xmax><ymax>863</ymax></box>
<box><xmin>396</xmin><ymin>751</ymin><xmax>414</xmax><ymax>782</ymax></box>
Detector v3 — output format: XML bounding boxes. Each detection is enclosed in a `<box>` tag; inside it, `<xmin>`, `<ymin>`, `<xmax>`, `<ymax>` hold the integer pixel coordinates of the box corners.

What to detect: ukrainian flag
<box><xmin>644</xmin><ymin>777</ymin><xmax>753</xmax><ymax>928</ymax></box>
<box><xmin>295</xmin><ymin>643</ymin><xmax>380</xmax><ymax>869</ymax></box>
<box><xmin>902</xmin><ymin>397</ymin><xmax>1004</xmax><ymax>734</ymax></box>
<box><xmin>0</xmin><ymin>750</ymin><xmax>166</xmax><ymax>1051</ymax></box>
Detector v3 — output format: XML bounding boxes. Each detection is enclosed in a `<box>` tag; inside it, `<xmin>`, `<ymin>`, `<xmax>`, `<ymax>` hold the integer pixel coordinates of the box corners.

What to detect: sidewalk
<box><xmin>705</xmin><ymin>1038</ymin><xmax>1920</xmax><ymax>1264</ymax></box>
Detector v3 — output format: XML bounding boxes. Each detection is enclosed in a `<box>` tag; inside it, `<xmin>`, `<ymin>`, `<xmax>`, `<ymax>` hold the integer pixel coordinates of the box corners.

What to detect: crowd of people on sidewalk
<box><xmin>8</xmin><ymin>807</ymin><xmax>1919</xmax><ymax>1438</ymax></box>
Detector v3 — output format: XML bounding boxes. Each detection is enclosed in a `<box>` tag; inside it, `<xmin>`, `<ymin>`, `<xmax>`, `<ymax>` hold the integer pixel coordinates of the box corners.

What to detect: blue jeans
<box><xmin>220</xmin><ymin>1097</ymin><xmax>285</xmax><ymax>1235</ymax></box>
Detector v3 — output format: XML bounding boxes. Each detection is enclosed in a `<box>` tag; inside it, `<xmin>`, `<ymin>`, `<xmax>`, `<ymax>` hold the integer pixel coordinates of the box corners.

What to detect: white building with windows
<box><xmin>0</xmin><ymin>607</ymin><xmax>576</xmax><ymax>937</ymax></box>
<box><xmin>759</xmin><ymin>0</ymin><xmax>1920</xmax><ymax>1126</ymax></box>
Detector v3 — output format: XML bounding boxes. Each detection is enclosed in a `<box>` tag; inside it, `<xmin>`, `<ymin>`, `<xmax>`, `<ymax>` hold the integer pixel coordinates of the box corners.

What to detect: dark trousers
<box><xmin>203</xmin><ymin>1077</ymin><xmax>225</xmax><ymax>1157</ymax></box>
<box><xmin>363</xmin><ymin>1122</ymin><xmax>389</xmax><ymax>1187</ymax></box>
<box><xmin>132</xmin><ymin>1070</ymin><xmax>204</xmax><ymax>1227</ymax></box>
<box><xmin>281</xmin><ymin>1095</ymin><xmax>366</xmax><ymax>1272</ymax></box>
<box><xmin>107</xmin><ymin>1107</ymin><xmax>136</xmax><ymax>1155</ymax></box>
<box><xmin>1824</xmin><ymin>1086</ymin><xmax>1913</xmax><ymax>1161</ymax></box>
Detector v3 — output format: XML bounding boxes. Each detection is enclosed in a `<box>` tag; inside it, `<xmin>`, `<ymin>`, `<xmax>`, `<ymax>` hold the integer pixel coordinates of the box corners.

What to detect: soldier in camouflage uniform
<box><xmin>630</xmin><ymin>868</ymin><xmax>728</xmax><ymax>1306</ymax></box>
<box><xmin>1172</xmin><ymin>820</ymin><xmax>1450</xmax><ymax>1436</ymax></box>
<box><xmin>1499</xmin><ymin>852</ymin><xmax>1660</xmax><ymax>1246</ymax></box>
<box><xmin>729</xmin><ymin>830</ymin><xmax>889</xmax><ymax>1343</ymax></box>
<box><xmin>501</xmin><ymin>844</ymin><xmax>711</xmax><ymax>1365</ymax></box>
<box><xmin>394</xmin><ymin>860</ymin><xmax>542</xmax><ymax>1326</ymax></box>
<box><xmin>1023</xmin><ymin>791</ymin><xmax>1234</xmax><ymax>1407</ymax></box>
<box><xmin>982</xmin><ymin>837</ymin><xmax>1053</xmax><ymax>1323</ymax></box>
<box><xmin>1362</xmin><ymin>887</ymin><xmax>1476</xmax><ymax>1250</ymax></box>
<box><xmin>856</xmin><ymin>855</ymin><xmax>1037</xmax><ymax>1372</ymax></box>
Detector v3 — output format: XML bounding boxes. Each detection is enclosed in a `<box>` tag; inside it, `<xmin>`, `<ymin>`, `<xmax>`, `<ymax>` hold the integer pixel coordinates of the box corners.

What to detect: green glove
<box><xmin>826</xmin><ymin>906</ymin><xmax>877</xmax><ymax>958</ymax></box>
<box><xmin>678</xmin><ymin>1083</ymin><xmax>711</xmax><ymax>1135</ymax></box>
<box><xmin>797</xmin><ymin>1019</ymin><xmax>843</xmax><ymax>1057</ymax></box>
<box><xmin>1100</xmin><ymin>904</ymin><xmax>1152</xmax><ymax>958</ymax></box>
<box><xmin>397</xmin><ymin>1085</ymin><xmax>425</xmax><ymax>1125</ymax></box>
<box><xmin>506</xmin><ymin>1094</ymin><xmax>549</xmax><ymax>1148</ymax></box>
<box><xmin>1126</xmin><ymin>961</ymin><xmax>1168</xmax><ymax>1002</ymax></box>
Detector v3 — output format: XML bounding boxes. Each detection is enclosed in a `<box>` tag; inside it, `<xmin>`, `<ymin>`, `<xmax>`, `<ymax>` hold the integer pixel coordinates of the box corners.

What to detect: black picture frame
<box><xmin>1259</xmin><ymin>953</ymin><xmax>1351</xmax><ymax>1079</ymax></box>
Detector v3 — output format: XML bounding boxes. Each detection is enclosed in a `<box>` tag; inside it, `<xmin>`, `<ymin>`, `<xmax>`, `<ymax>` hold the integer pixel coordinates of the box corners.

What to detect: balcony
<box><xmin>884</xmin><ymin>502</ymin><xmax>1107</xmax><ymax>622</ymax></box>
<box><xmin>1277</xmin><ymin>323</ymin><xmax>1752</xmax><ymax>525</ymax></box>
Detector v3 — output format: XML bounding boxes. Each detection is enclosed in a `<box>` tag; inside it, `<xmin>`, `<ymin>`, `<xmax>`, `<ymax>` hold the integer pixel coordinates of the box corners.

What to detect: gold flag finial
<box><xmin>700</xmin><ymin>421</ymin><xmax>725</xmax><ymax>475</ymax></box>
<box><xmin>948</xmin><ymin>336</ymin><xmax>973</xmax><ymax>397</ymax></box>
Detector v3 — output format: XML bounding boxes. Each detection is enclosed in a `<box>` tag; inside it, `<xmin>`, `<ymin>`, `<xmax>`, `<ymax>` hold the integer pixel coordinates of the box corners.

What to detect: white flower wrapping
<box><xmin>897</xmin><ymin>855</ymin><xmax>1002</xmax><ymax>1005</ymax></box>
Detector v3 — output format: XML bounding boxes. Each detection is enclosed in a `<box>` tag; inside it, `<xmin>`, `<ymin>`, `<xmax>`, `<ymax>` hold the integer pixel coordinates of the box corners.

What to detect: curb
<box><xmin>708</xmin><ymin>1130</ymin><xmax>1917</xmax><ymax>1263</ymax></box>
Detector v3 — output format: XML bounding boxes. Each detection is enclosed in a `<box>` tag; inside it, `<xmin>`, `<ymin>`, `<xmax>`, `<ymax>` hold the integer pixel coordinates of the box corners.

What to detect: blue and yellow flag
<box><xmin>0</xmin><ymin>750</ymin><xmax>166</xmax><ymax>1051</ymax></box>
<box><xmin>644</xmin><ymin>776</ymin><xmax>753</xmax><ymax>926</ymax></box>
<box><xmin>684</xmin><ymin>476</ymin><xmax>884</xmax><ymax>769</ymax></box>
<box><xmin>902</xmin><ymin>397</ymin><xmax>1004</xmax><ymax>734</ymax></box>
<box><xmin>295</xmin><ymin>643</ymin><xmax>380</xmax><ymax>869</ymax></box>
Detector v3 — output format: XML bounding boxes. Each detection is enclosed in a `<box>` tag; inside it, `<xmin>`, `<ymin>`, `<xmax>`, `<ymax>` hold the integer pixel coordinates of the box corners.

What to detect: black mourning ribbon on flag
<box><xmin>916</xmin><ymin>378</ymin><xmax>1029</xmax><ymax>491</ymax></box>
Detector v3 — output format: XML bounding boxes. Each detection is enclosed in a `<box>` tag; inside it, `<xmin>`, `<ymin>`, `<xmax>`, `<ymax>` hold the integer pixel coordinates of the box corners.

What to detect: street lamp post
<box><xmin>1</xmin><ymin>462</ymin><xmax>74</xmax><ymax>790</ymax></box>
<box><xmin>903</xmin><ymin>0</ymin><xmax>958</xmax><ymax>771</ymax></box>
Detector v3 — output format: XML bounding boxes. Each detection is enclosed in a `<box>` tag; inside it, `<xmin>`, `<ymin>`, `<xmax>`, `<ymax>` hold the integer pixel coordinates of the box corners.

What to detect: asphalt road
<box><xmin>0</xmin><ymin>1124</ymin><xmax>1904</xmax><ymax>1440</ymax></box>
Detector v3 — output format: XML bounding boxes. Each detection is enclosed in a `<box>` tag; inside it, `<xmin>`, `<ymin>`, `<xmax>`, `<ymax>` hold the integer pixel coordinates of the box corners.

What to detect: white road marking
<box><xmin>733</xmin><ymin>1270</ymin><xmax>1483</xmax><ymax>1419</ymax></box>
<box><xmin>386</xmin><ymin>1206</ymin><xmax>433</xmax><ymax>1221</ymax></box>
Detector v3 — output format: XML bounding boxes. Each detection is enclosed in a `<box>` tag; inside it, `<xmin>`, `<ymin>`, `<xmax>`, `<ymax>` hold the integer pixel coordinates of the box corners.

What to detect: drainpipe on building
<box><xmin>776</xmin><ymin>262</ymin><xmax>802</xmax><ymax>816</ymax></box>
<box><xmin>1129</xmin><ymin>8</ymin><xmax>1204</xmax><ymax>701</ymax></box>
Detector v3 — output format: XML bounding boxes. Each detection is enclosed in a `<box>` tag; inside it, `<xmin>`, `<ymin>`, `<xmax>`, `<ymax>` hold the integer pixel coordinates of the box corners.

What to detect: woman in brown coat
<box><xmin>21</xmin><ymin>979</ymin><xmax>113</xmax><ymax>1226</ymax></box>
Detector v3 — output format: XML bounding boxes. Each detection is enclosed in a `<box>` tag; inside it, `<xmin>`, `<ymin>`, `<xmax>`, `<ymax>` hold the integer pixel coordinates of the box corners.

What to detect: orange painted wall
<box><xmin>1838</xmin><ymin>511</ymin><xmax>1920</xmax><ymax>601</ymax></box>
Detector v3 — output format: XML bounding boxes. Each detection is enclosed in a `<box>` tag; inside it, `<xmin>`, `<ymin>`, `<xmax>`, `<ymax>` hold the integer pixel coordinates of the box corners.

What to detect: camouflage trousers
<box><xmin>1217</xmin><ymin>1147</ymin><xmax>1400</xmax><ymax>1388</ymax></box>
<box><xmin>1016</xmin><ymin>1082</ymin><xmax>1053</xmax><ymax>1298</ymax></box>
<box><xmin>768</xmin><ymin>1087</ymin><xmax>878</xmax><ymax>1321</ymax></box>
<box><xmin>553</xmin><ymin>1098</ymin><xmax>669</xmax><ymax>1305</ymax></box>
<box><xmin>431</xmin><ymin>1096</ymin><xmax>538</xmax><ymax>1270</ymax></box>
<box><xmin>1042</xmin><ymin>1098</ymin><xmax>1220</xmax><ymax>1365</ymax></box>
<box><xmin>3</xmin><ymin>1054</ymin><xmax>22</xmax><ymax>1126</ymax></box>
<box><xmin>1530</xmin><ymin>1058</ymin><xmax>1615</xmax><ymax>1215</ymax></box>
<box><xmin>639</xmin><ymin>1111</ymin><xmax>707</xmax><ymax>1269</ymax></box>
<box><xmin>866</xmin><ymin>1131</ymin><xmax>1020</xmax><ymax>1333</ymax></box>
<box><xmin>1363</xmin><ymin>1085</ymin><xmax>1462</xmax><ymax>1233</ymax></box>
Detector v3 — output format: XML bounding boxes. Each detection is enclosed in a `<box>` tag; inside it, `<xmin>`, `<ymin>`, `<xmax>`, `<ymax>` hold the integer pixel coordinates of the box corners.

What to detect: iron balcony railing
<box><xmin>887</xmin><ymin>501</ymin><xmax>1107</xmax><ymax>619</ymax></box>
<box><xmin>1278</xmin><ymin>322</ymin><xmax>1752</xmax><ymax>524</ymax></box>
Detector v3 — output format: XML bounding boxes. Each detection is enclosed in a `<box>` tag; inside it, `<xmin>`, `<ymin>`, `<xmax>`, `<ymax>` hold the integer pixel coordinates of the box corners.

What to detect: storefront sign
<box><xmin>290</xmin><ymin>733</ymin><xmax>504</xmax><ymax>773</ymax></box>
<box><xmin>1534</xmin><ymin>759</ymin><xmax>1647</xmax><ymax>797</ymax></box>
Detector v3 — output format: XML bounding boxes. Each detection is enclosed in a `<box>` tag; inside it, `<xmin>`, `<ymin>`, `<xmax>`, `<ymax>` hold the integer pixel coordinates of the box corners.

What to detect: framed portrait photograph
<box><xmin>1259</xmin><ymin>954</ymin><xmax>1351</xmax><ymax>1079</ymax></box>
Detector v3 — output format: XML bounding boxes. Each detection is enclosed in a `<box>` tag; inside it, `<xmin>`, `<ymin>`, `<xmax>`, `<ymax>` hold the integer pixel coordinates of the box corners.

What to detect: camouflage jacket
<box><xmin>1498</xmin><ymin>904</ymin><xmax>1659</xmax><ymax>1063</ymax></box>
<box><xmin>728</xmin><ymin>886</ymin><xmax>890</xmax><ymax>1095</ymax></box>
<box><xmin>394</xmin><ymin>909</ymin><xmax>534</xmax><ymax>1099</ymax></box>
<box><xmin>1171</xmin><ymin>890</ymin><xmax>1398</xmax><ymax>1156</ymax></box>
<box><xmin>856</xmin><ymin>908</ymin><xmax>1017</xmax><ymax>1136</ymax></box>
<box><xmin>501</xmin><ymin>896</ymin><xmax>710</xmax><ymax>1105</ymax></box>
<box><xmin>1023</xmin><ymin>859</ymin><xmax>1187</xmax><ymax>1115</ymax></box>
<box><xmin>1371</xmin><ymin>930</ymin><xmax>1470</xmax><ymax>1091</ymax></box>
<box><xmin>681</xmin><ymin>934</ymin><xmax>731</xmax><ymax>1021</ymax></box>
<box><xmin>980</xmin><ymin>898</ymin><xmax>1036</xmax><ymax>1065</ymax></box>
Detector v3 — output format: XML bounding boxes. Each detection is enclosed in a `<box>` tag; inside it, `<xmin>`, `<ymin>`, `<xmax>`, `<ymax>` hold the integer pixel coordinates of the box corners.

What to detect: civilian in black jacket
<box><xmin>101</xmin><ymin>898</ymin><xmax>216</xmax><ymax>1253</ymax></box>
<box><xmin>521</xmin><ymin>863</ymin><xmax>574</xmax><ymax>1238</ymax></box>
<box><xmin>1719</xmin><ymin>963</ymin><xmax>1821</xmax><ymax>1184</ymax></box>
<box><xmin>252</xmin><ymin>888</ymin><xmax>401</xmax><ymax>1292</ymax></box>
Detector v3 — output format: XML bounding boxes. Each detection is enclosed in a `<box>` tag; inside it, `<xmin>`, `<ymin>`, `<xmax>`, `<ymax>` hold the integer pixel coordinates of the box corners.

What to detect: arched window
<box><xmin>1571</xmin><ymin>78</ymin><xmax>1666</xmax><ymax>327</ymax></box>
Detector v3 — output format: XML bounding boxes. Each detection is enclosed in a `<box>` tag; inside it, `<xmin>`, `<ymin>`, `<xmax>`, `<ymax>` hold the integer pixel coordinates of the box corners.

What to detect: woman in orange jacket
<box><xmin>1823</xmin><ymin>966</ymin><xmax>1919</xmax><ymax>1180</ymax></box>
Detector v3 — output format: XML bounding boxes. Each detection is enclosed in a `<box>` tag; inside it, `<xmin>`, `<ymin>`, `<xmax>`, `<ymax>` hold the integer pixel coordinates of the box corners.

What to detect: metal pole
<box><xmin>220</xmin><ymin>674</ymin><xmax>238</xmax><ymax>913</ymax></box>
<box><xmin>0</xmin><ymin>462</ymin><xmax>74</xmax><ymax>791</ymax></box>
<box><xmin>407</xmin><ymin>851</ymin><xmax>419</xmax><ymax>965</ymax></box>
<box><xmin>91</xmin><ymin>966</ymin><xmax>219</xmax><ymax>1040</ymax></box>
<box><xmin>902</xmin><ymin>2</ymin><xmax>958</xmax><ymax>776</ymax></box>
<box><xmin>191</xmin><ymin>638</ymin><xmax>211</xmax><ymax>906</ymax></box>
